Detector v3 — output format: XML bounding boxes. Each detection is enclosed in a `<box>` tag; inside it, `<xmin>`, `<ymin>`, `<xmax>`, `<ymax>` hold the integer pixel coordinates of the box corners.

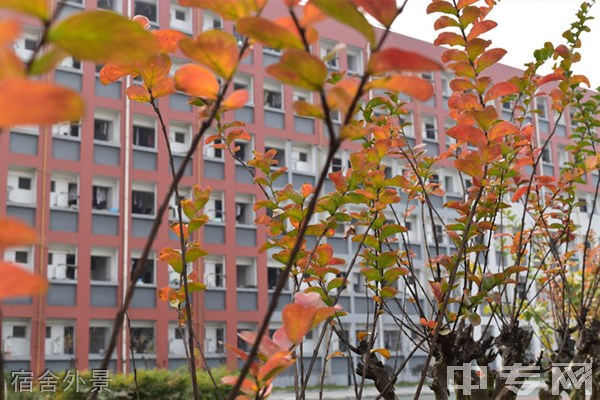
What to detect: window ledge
<box><xmin>132</xmin><ymin>214</ymin><xmax>156</xmax><ymax>220</ymax></box>
<box><xmin>237</xmin><ymin>287</ymin><xmax>258</xmax><ymax>292</ymax></box>
<box><xmin>206</xmin><ymin>221</ymin><xmax>225</xmax><ymax>226</ymax></box>
<box><xmin>45</xmin><ymin>355</ymin><xmax>76</xmax><ymax>360</ymax></box>
<box><xmin>94</xmin><ymin>140</ymin><xmax>120</xmax><ymax>148</ymax></box>
<box><xmin>204</xmin><ymin>156</ymin><xmax>225</xmax><ymax>163</ymax></box>
<box><xmin>132</xmin><ymin>146</ymin><xmax>158</xmax><ymax>153</ymax></box>
<box><xmin>7</xmin><ymin>201</ymin><xmax>36</xmax><ymax>208</ymax></box>
<box><xmin>292</xmin><ymin>169</ymin><xmax>315</xmax><ymax>175</ymax></box>
<box><xmin>53</xmin><ymin>134</ymin><xmax>81</xmax><ymax>142</ymax></box>
<box><xmin>50</xmin><ymin>206</ymin><xmax>79</xmax><ymax>212</ymax></box>
<box><xmin>264</xmin><ymin>107</ymin><xmax>284</xmax><ymax>113</ymax></box>
<box><xmin>133</xmin><ymin>283</ymin><xmax>157</xmax><ymax>288</ymax></box>
<box><xmin>206</xmin><ymin>287</ymin><xmax>226</xmax><ymax>291</ymax></box>
<box><xmin>56</xmin><ymin>67</ymin><xmax>83</xmax><ymax>74</ymax></box>
<box><xmin>236</xmin><ymin>223</ymin><xmax>256</xmax><ymax>229</ymax></box>
<box><xmin>92</xmin><ymin>209</ymin><xmax>120</xmax><ymax>215</ymax></box>
<box><xmin>91</xmin><ymin>281</ymin><xmax>118</xmax><ymax>287</ymax></box>
<box><xmin>49</xmin><ymin>280</ymin><xmax>77</xmax><ymax>285</ymax></box>
<box><xmin>89</xmin><ymin>354</ymin><xmax>116</xmax><ymax>360</ymax></box>
<box><xmin>423</xmin><ymin>138</ymin><xmax>439</xmax><ymax>144</ymax></box>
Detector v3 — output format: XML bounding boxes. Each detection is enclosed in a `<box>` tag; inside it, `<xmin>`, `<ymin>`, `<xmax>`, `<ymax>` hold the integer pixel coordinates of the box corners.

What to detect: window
<box><xmin>444</xmin><ymin>176</ymin><xmax>455</xmax><ymax>193</ymax></box>
<box><xmin>15</xmin><ymin>251</ymin><xmax>28</xmax><ymax>264</ymax></box>
<box><xmin>536</xmin><ymin>96</ymin><xmax>548</xmax><ymax>120</ymax></box>
<box><xmin>52</xmin><ymin>120</ymin><xmax>81</xmax><ymax>138</ymax></box>
<box><xmin>331</xmin><ymin>157</ymin><xmax>344</xmax><ymax>172</ymax></box>
<box><xmin>91</xmin><ymin>249</ymin><xmax>116</xmax><ymax>282</ymax></box>
<box><xmin>58</xmin><ymin>57</ymin><xmax>81</xmax><ymax>71</ymax></box>
<box><xmin>264</xmin><ymin>80</ymin><xmax>283</xmax><ymax>110</ymax></box>
<box><xmin>204</xmin><ymin>256</ymin><xmax>225</xmax><ymax>288</ymax></box>
<box><xmin>384</xmin><ymin>330</ymin><xmax>401</xmax><ymax>350</ymax></box>
<box><xmin>206</xmin><ymin>192</ymin><xmax>224</xmax><ymax>222</ymax></box>
<box><xmin>98</xmin><ymin>0</ymin><xmax>121</xmax><ymax>11</ymax></box>
<box><xmin>291</xmin><ymin>147</ymin><xmax>311</xmax><ymax>172</ymax></box>
<box><xmin>422</xmin><ymin>115</ymin><xmax>437</xmax><ymax>140</ymax></box>
<box><xmin>205</xmin><ymin>323</ymin><xmax>225</xmax><ymax>354</ymax></box>
<box><xmin>234</xmin><ymin>139</ymin><xmax>252</xmax><ymax>161</ymax></box>
<box><xmin>49</xmin><ymin>173</ymin><xmax>78</xmax><ymax>208</ymax></box>
<box><xmin>421</xmin><ymin>72</ymin><xmax>434</xmax><ymax>84</ymax></box>
<box><xmin>13</xmin><ymin>326</ymin><xmax>27</xmax><ymax>338</ymax></box>
<box><xmin>399</xmin><ymin>112</ymin><xmax>414</xmax><ymax>137</ymax></box>
<box><xmin>8</xmin><ymin>170</ymin><xmax>36</xmax><ymax>204</ymax></box>
<box><xmin>45</xmin><ymin>322</ymin><xmax>75</xmax><ymax>356</ymax></box>
<box><xmin>130</xmin><ymin>325</ymin><xmax>155</xmax><ymax>354</ymax></box>
<box><xmin>320</xmin><ymin>39</ymin><xmax>339</xmax><ymax>70</ymax></box>
<box><xmin>235</xmin><ymin>193</ymin><xmax>254</xmax><ymax>225</ymax></box>
<box><xmin>14</xmin><ymin>30</ymin><xmax>38</xmax><ymax>60</ymax></box>
<box><xmin>47</xmin><ymin>247</ymin><xmax>77</xmax><ymax>281</ymax></box>
<box><xmin>134</xmin><ymin>0</ymin><xmax>157</xmax><ymax>23</ymax></box>
<box><xmin>353</xmin><ymin>272</ymin><xmax>366</xmax><ymax>293</ymax></box>
<box><xmin>580</xmin><ymin>198</ymin><xmax>588</xmax><ymax>213</ymax></box>
<box><xmin>236</xmin><ymin>257</ymin><xmax>257</xmax><ymax>288</ymax></box>
<box><xmin>434</xmin><ymin>224</ymin><xmax>445</xmax><ymax>244</ymax></box>
<box><xmin>170</xmin><ymin>1</ymin><xmax>191</xmax><ymax>32</ymax></box>
<box><xmin>429</xmin><ymin>174</ymin><xmax>440</xmax><ymax>185</ymax></box>
<box><xmin>169</xmin><ymin>187</ymin><xmax>191</xmax><ymax>221</ymax></box>
<box><xmin>131</xmin><ymin>256</ymin><xmax>155</xmax><ymax>285</ymax></box>
<box><xmin>268</xmin><ymin>266</ymin><xmax>290</xmax><ymax>291</ymax></box>
<box><xmin>441</xmin><ymin>73</ymin><xmax>452</xmax><ymax>99</ymax></box>
<box><xmin>94</xmin><ymin>108</ymin><xmax>119</xmax><ymax>142</ymax></box>
<box><xmin>265</xmin><ymin>143</ymin><xmax>285</xmax><ymax>168</ymax></box>
<box><xmin>204</xmin><ymin>134</ymin><xmax>224</xmax><ymax>159</ymax></box>
<box><xmin>541</xmin><ymin>147</ymin><xmax>552</xmax><ymax>164</ymax></box>
<box><xmin>132</xmin><ymin>183</ymin><xmax>155</xmax><ymax>215</ymax></box>
<box><xmin>5</xmin><ymin>248</ymin><xmax>33</xmax><ymax>270</ymax></box>
<box><xmin>203</xmin><ymin>11</ymin><xmax>222</xmax><ymax>31</ymax></box>
<box><xmin>346</xmin><ymin>46</ymin><xmax>363</xmax><ymax>74</ymax></box>
<box><xmin>89</xmin><ymin>326</ymin><xmax>109</xmax><ymax>354</ymax></box>
<box><xmin>133</xmin><ymin>124</ymin><xmax>155</xmax><ymax>148</ymax></box>
<box><xmin>233</xmin><ymin>74</ymin><xmax>253</xmax><ymax>105</ymax></box>
<box><xmin>237</xmin><ymin>322</ymin><xmax>257</xmax><ymax>352</ymax></box>
<box><xmin>170</xmin><ymin>122</ymin><xmax>191</xmax><ymax>153</ymax></box>
<box><xmin>293</xmin><ymin>88</ymin><xmax>312</xmax><ymax>105</ymax></box>
<box><xmin>516</xmin><ymin>280</ymin><xmax>527</xmax><ymax>300</ymax></box>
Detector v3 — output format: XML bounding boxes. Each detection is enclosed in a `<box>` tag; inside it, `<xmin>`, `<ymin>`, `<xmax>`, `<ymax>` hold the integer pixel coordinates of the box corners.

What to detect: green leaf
<box><xmin>185</xmin><ymin>247</ymin><xmax>209</xmax><ymax>264</ymax></box>
<box><xmin>29</xmin><ymin>48</ymin><xmax>68</xmax><ymax>75</ymax></box>
<box><xmin>236</xmin><ymin>17</ymin><xmax>303</xmax><ymax>50</ymax></box>
<box><xmin>311</xmin><ymin>0</ymin><xmax>375</xmax><ymax>46</ymax></box>
<box><xmin>267</xmin><ymin>50</ymin><xmax>327</xmax><ymax>91</ymax></box>
<box><xmin>47</xmin><ymin>11</ymin><xmax>158</xmax><ymax>64</ymax></box>
<box><xmin>0</xmin><ymin>0</ymin><xmax>49</xmax><ymax>20</ymax></box>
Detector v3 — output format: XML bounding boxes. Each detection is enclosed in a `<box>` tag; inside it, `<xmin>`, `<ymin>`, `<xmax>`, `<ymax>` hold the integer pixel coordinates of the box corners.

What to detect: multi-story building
<box><xmin>2</xmin><ymin>0</ymin><xmax>599</xmax><ymax>386</ymax></box>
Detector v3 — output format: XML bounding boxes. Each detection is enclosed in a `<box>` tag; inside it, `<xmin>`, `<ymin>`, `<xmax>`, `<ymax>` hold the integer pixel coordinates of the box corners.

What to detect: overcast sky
<box><xmin>393</xmin><ymin>0</ymin><xmax>600</xmax><ymax>88</ymax></box>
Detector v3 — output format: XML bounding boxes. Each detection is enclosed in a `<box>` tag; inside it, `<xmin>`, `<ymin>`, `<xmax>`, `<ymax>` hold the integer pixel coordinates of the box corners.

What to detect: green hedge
<box><xmin>3</xmin><ymin>367</ymin><xmax>232</xmax><ymax>399</ymax></box>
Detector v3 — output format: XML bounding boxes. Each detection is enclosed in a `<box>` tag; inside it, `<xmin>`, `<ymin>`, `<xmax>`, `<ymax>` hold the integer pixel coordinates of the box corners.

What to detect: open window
<box><xmin>14</xmin><ymin>28</ymin><xmax>38</xmax><ymax>61</ymax></box>
<box><xmin>169</xmin><ymin>187</ymin><xmax>191</xmax><ymax>221</ymax></box>
<box><xmin>130</xmin><ymin>321</ymin><xmax>155</xmax><ymax>354</ymax></box>
<box><xmin>170</xmin><ymin>0</ymin><xmax>192</xmax><ymax>32</ymax></box>
<box><xmin>4</xmin><ymin>247</ymin><xmax>34</xmax><ymax>271</ymax></box>
<box><xmin>263</xmin><ymin>79</ymin><xmax>283</xmax><ymax>110</ymax></box>
<box><xmin>202</xmin><ymin>11</ymin><xmax>222</xmax><ymax>31</ymax></box>
<box><xmin>206</xmin><ymin>191</ymin><xmax>224</xmax><ymax>223</ymax></box>
<box><xmin>291</xmin><ymin>146</ymin><xmax>312</xmax><ymax>173</ymax></box>
<box><xmin>45</xmin><ymin>320</ymin><xmax>75</xmax><ymax>356</ymax></box>
<box><xmin>421</xmin><ymin>114</ymin><xmax>438</xmax><ymax>141</ymax></box>
<box><xmin>264</xmin><ymin>140</ymin><xmax>286</xmax><ymax>168</ymax></box>
<box><xmin>233</xmin><ymin>74</ymin><xmax>253</xmax><ymax>105</ymax></box>
<box><xmin>91</xmin><ymin>247</ymin><xmax>117</xmax><ymax>283</ymax></box>
<box><xmin>541</xmin><ymin>145</ymin><xmax>552</xmax><ymax>165</ymax></box>
<box><xmin>169</xmin><ymin>121</ymin><xmax>191</xmax><ymax>154</ymax></box>
<box><xmin>320</xmin><ymin>39</ymin><xmax>339</xmax><ymax>70</ymax></box>
<box><xmin>233</xmin><ymin>135</ymin><xmax>253</xmax><ymax>161</ymax></box>
<box><xmin>94</xmin><ymin>108</ymin><xmax>119</xmax><ymax>143</ymax></box>
<box><xmin>97</xmin><ymin>0</ymin><xmax>122</xmax><ymax>11</ymax></box>
<box><xmin>235</xmin><ymin>193</ymin><xmax>254</xmax><ymax>225</ymax></box>
<box><xmin>89</xmin><ymin>320</ymin><xmax>112</xmax><ymax>355</ymax></box>
<box><xmin>267</xmin><ymin>265</ymin><xmax>290</xmax><ymax>291</ymax></box>
<box><xmin>236</xmin><ymin>257</ymin><xmax>257</xmax><ymax>289</ymax></box>
<box><xmin>131</xmin><ymin>253</ymin><xmax>155</xmax><ymax>285</ymax></box>
<box><xmin>131</xmin><ymin>181</ymin><xmax>155</xmax><ymax>216</ymax></box>
<box><xmin>205</xmin><ymin>322</ymin><xmax>225</xmax><ymax>354</ymax></box>
<box><xmin>132</xmin><ymin>116</ymin><xmax>156</xmax><ymax>149</ymax></box>
<box><xmin>134</xmin><ymin>0</ymin><xmax>158</xmax><ymax>24</ymax></box>
<box><xmin>204</xmin><ymin>256</ymin><xmax>225</xmax><ymax>288</ymax></box>
<box><xmin>52</xmin><ymin>121</ymin><xmax>81</xmax><ymax>138</ymax></box>
<box><xmin>399</xmin><ymin>112</ymin><xmax>414</xmax><ymax>137</ymax></box>
<box><xmin>47</xmin><ymin>245</ymin><xmax>77</xmax><ymax>281</ymax></box>
<box><xmin>346</xmin><ymin>45</ymin><xmax>363</xmax><ymax>75</ymax></box>
<box><xmin>92</xmin><ymin>176</ymin><xmax>119</xmax><ymax>212</ymax></box>
<box><xmin>7</xmin><ymin>168</ymin><xmax>36</xmax><ymax>205</ymax></box>
<box><xmin>50</xmin><ymin>172</ymin><xmax>79</xmax><ymax>208</ymax></box>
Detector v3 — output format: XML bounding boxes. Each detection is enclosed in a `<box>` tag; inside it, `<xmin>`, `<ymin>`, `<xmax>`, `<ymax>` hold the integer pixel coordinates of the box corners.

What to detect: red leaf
<box><xmin>153</xmin><ymin>29</ymin><xmax>186</xmax><ymax>53</ymax></box>
<box><xmin>174</xmin><ymin>64</ymin><xmax>220</xmax><ymax>99</ymax></box>
<box><xmin>352</xmin><ymin>0</ymin><xmax>397</xmax><ymax>27</ymax></box>
<box><xmin>0</xmin><ymin>263</ymin><xmax>47</xmax><ymax>300</ymax></box>
<box><xmin>488</xmin><ymin>121</ymin><xmax>518</xmax><ymax>141</ymax></box>
<box><xmin>446</xmin><ymin>125</ymin><xmax>487</xmax><ymax>148</ymax></box>
<box><xmin>512</xmin><ymin>186</ymin><xmax>528</xmax><ymax>202</ymax></box>
<box><xmin>467</xmin><ymin>20</ymin><xmax>497</xmax><ymax>40</ymax></box>
<box><xmin>367</xmin><ymin>48</ymin><xmax>442</xmax><ymax>74</ymax></box>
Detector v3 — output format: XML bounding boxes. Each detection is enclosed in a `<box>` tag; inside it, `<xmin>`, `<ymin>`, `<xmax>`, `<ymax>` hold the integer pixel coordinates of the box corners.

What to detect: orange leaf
<box><xmin>179</xmin><ymin>30</ymin><xmax>238</xmax><ymax>79</ymax></box>
<box><xmin>139</xmin><ymin>53</ymin><xmax>171</xmax><ymax>89</ymax></box>
<box><xmin>484</xmin><ymin>81</ymin><xmax>519</xmax><ymax>103</ymax></box>
<box><xmin>0</xmin><ymin>0</ymin><xmax>49</xmax><ymax>20</ymax></box>
<box><xmin>366</xmin><ymin>75</ymin><xmax>433</xmax><ymax>102</ymax></box>
<box><xmin>367</xmin><ymin>48</ymin><xmax>442</xmax><ymax>74</ymax></box>
<box><xmin>584</xmin><ymin>155</ymin><xmax>598</xmax><ymax>171</ymax></box>
<box><xmin>266</xmin><ymin>50</ymin><xmax>327</xmax><ymax>91</ymax></box>
<box><xmin>99</xmin><ymin>63</ymin><xmax>139</xmax><ymax>85</ymax></box>
<box><xmin>0</xmin><ymin>79</ymin><xmax>83</xmax><ymax>127</ymax></box>
<box><xmin>257</xmin><ymin>351</ymin><xmax>294</xmax><ymax>382</ymax></box>
<box><xmin>353</xmin><ymin>0</ymin><xmax>398</xmax><ymax>27</ymax></box>
<box><xmin>446</xmin><ymin>125</ymin><xmax>487</xmax><ymax>148</ymax></box>
<box><xmin>0</xmin><ymin>19</ymin><xmax>20</xmax><ymax>46</ymax></box>
<box><xmin>222</xmin><ymin>89</ymin><xmax>249</xmax><ymax>110</ymax></box>
<box><xmin>126</xmin><ymin>84</ymin><xmax>151</xmax><ymax>102</ymax></box>
<box><xmin>467</xmin><ymin>20</ymin><xmax>497</xmax><ymax>40</ymax></box>
<box><xmin>151</xmin><ymin>77</ymin><xmax>176</xmax><ymax>98</ymax></box>
<box><xmin>236</xmin><ymin>16</ymin><xmax>303</xmax><ymax>50</ymax></box>
<box><xmin>488</xmin><ymin>121</ymin><xmax>517</xmax><ymax>141</ymax></box>
<box><xmin>174</xmin><ymin>64</ymin><xmax>220</xmax><ymax>99</ymax></box>
<box><xmin>454</xmin><ymin>153</ymin><xmax>484</xmax><ymax>179</ymax></box>
<box><xmin>300</xmin><ymin>3</ymin><xmax>327</xmax><ymax>26</ymax></box>
<box><xmin>282</xmin><ymin>303</ymin><xmax>316</xmax><ymax>343</ymax></box>
<box><xmin>434</xmin><ymin>32</ymin><xmax>466</xmax><ymax>47</ymax></box>
<box><xmin>153</xmin><ymin>29</ymin><xmax>186</xmax><ymax>53</ymax></box>
<box><xmin>0</xmin><ymin>262</ymin><xmax>47</xmax><ymax>299</ymax></box>
<box><xmin>475</xmin><ymin>48</ymin><xmax>506</xmax><ymax>73</ymax></box>
<box><xmin>0</xmin><ymin>218</ymin><xmax>37</xmax><ymax>249</ymax></box>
